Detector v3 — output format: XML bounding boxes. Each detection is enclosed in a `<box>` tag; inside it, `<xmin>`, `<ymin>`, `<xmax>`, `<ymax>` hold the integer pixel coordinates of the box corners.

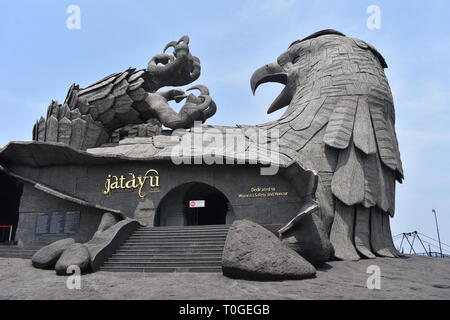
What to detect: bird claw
<box><xmin>174</xmin><ymin>95</ymin><xmax>188</xmax><ymax>103</ymax></box>
<box><xmin>163</xmin><ymin>35</ymin><xmax>190</xmax><ymax>58</ymax></box>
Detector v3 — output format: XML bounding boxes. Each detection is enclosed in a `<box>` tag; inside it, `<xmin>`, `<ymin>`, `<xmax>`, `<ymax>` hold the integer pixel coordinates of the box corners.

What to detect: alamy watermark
<box><xmin>66</xmin><ymin>5</ymin><xmax>81</xmax><ymax>30</ymax></box>
<box><xmin>366</xmin><ymin>265</ymin><xmax>381</xmax><ymax>290</ymax></box>
<box><xmin>367</xmin><ymin>5</ymin><xmax>381</xmax><ymax>30</ymax></box>
<box><xmin>66</xmin><ymin>265</ymin><xmax>82</xmax><ymax>290</ymax></box>
<box><xmin>170</xmin><ymin>122</ymin><xmax>281</xmax><ymax>176</ymax></box>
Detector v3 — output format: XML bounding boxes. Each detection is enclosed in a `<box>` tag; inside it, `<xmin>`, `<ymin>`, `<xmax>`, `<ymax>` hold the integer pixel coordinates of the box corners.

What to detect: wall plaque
<box><xmin>35</xmin><ymin>211</ymin><xmax>80</xmax><ymax>236</ymax></box>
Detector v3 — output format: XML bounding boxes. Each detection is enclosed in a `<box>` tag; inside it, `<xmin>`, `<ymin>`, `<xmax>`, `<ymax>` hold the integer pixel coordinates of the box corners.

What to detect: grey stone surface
<box><xmin>329</xmin><ymin>200</ymin><xmax>360</xmax><ymax>261</ymax></box>
<box><xmin>70</xmin><ymin>118</ymin><xmax>87</xmax><ymax>150</ymax></box>
<box><xmin>323</xmin><ymin>96</ymin><xmax>358</xmax><ymax>149</ymax></box>
<box><xmin>111</xmin><ymin>119</ymin><xmax>162</xmax><ymax>142</ymax></box>
<box><xmin>331</xmin><ymin>143</ymin><xmax>365</xmax><ymax>206</ymax></box>
<box><xmin>33</xmin><ymin>36</ymin><xmax>216</xmax><ymax>150</ymax></box>
<box><xmin>55</xmin><ymin>243</ymin><xmax>90</xmax><ymax>275</ymax></box>
<box><xmin>31</xmin><ymin>238</ymin><xmax>75</xmax><ymax>269</ymax></box>
<box><xmin>315</xmin><ymin>175</ymin><xmax>335</xmax><ymax>234</ymax></box>
<box><xmin>7</xmin><ymin>30</ymin><xmax>404</xmax><ymax>267</ymax></box>
<box><xmin>36</xmin><ymin>117</ymin><xmax>46</xmax><ymax>141</ymax></box>
<box><xmin>1</xmin><ymin>255</ymin><xmax>449</xmax><ymax>300</ymax></box>
<box><xmin>14</xmin><ymin>183</ymin><xmax>104</xmax><ymax>247</ymax></box>
<box><xmin>46</xmin><ymin>115</ymin><xmax>59</xmax><ymax>143</ymax></box>
<box><xmin>382</xmin><ymin>213</ymin><xmax>402</xmax><ymax>257</ymax></box>
<box><xmin>222</xmin><ymin>220</ymin><xmax>316</xmax><ymax>281</ymax></box>
<box><xmin>133</xmin><ymin>199</ymin><xmax>155</xmax><ymax>227</ymax></box>
<box><xmin>85</xmin><ymin>218</ymin><xmax>141</xmax><ymax>271</ymax></box>
<box><xmin>354</xmin><ymin>206</ymin><xmax>376</xmax><ymax>259</ymax></box>
<box><xmin>281</xmin><ymin>214</ymin><xmax>334</xmax><ymax>266</ymax></box>
<box><xmin>370</xmin><ymin>207</ymin><xmax>395</xmax><ymax>258</ymax></box>
<box><xmin>250</xmin><ymin>29</ymin><xmax>403</xmax><ymax>260</ymax></box>
<box><xmin>0</xmin><ymin>142</ymin><xmax>316</xmax><ymax>236</ymax></box>
<box><xmin>58</xmin><ymin>117</ymin><xmax>72</xmax><ymax>144</ymax></box>
<box><xmin>96</xmin><ymin>212</ymin><xmax>122</xmax><ymax>233</ymax></box>
<box><xmin>353</xmin><ymin>98</ymin><xmax>377</xmax><ymax>155</ymax></box>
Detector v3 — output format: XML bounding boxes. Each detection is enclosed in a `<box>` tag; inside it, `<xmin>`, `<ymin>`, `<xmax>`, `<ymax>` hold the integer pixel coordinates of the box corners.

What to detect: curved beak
<box><xmin>250</xmin><ymin>62</ymin><xmax>287</xmax><ymax>94</ymax></box>
<box><xmin>250</xmin><ymin>62</ymin><xmax>291</xmax><ymax>114</ymax></box>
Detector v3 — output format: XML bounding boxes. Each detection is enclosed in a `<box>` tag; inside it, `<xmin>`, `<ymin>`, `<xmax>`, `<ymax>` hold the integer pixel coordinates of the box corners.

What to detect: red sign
<box><xmin>189</xmin><ymin>200</ymin><xmax>205</xmax><ymax>208</ymax></box>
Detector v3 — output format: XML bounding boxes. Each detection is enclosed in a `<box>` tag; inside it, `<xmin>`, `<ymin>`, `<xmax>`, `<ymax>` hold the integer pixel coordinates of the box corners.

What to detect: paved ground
<box><xmin>0</xmin><ymin>255</ymin><xmax>449</xmax><ymax>300</ymax></box>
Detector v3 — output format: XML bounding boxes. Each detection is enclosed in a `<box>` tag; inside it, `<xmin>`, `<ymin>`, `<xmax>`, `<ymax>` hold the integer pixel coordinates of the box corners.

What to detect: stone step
<box><xmin>133</xmin><ymin>229</ymin><xmax>229</xmax><ymax>234</ymax></box>
<box><xmin>128</xmin><ymin>234</ymin><xmax>228</xmax><ymax>239</ymax></box>
<box><xmin>123</xmin><ymin>239</ymin><xmax>225</xmax><ymax>246</ymax></box>
<box><xmin>100</xmin><ymin>266</ymin><xmax>222</xmax><ymax>273</ymax></box>
<box><xmin>0</xmin><ymin>249</ymin><xmax>38</xmax><ymax>253</ymax></box>
<box><xmin>130</xmin><ymin>233</ymin><xmax>227</xmax><ymax>239</ymax></box>
<box><xmin>140</xmin><ymin>225</ymin><xmax>229</xmax><ymax>230</ymax></box>
<box><xmin>121</xmin><ymin>240</ymin><xmax>226</xmax><ymax>245</ymax></box>
<box><xmin>100</xmin><ymin>225</ymin><xmax>229</xmax><ymax>273</ymax></box>
<box><xmin>136</xmin><ymin>226</ymin><xmax>230</xmax><ymax>230</ymax></box>
<box><xmin>131</xmin><ymin>233</ymin><xmax>228</xmax><ymax>238</ymax></box>
<box><xmin>127</xmin><ymin>239</ymin><xmax>227</xmax><ymax>243</ymax></box>
<box><xmin>135</xmin><ymin>229</ymin><xmax>228</xmax><ymax>234</ymax></box>
<box><xmin>127</xmin><ymin>237</ymin><xmax>226</xmax><ymax>243</ymax></box>
<box><xmin>108</xmin><ymin>257</ymin><xmax>222</xmax><ymax>263</ymax></box>
<box><xmin>134</xmin><ymin>229</ymin><xmax>229</xmax><ymax>234</ymax></box>
<box><xmin>110</xmin><ymin>251</ymin><xmax>222</xmax><ymax>259</ymax></box>
<box><xmin>119</xmin><ymin>244</ymin><xmax>225</xmax><ymax>250</ymax></box>
<box><xmin>114</xmin><ymin>248</ymin><xmax>224</xmax><ymax>254</ymax></box>
<box><xmin>129</xmin><ymin>237</ymin><xmax>227</xmax><ymax>242</ymax></box>
<box><xmin>103</xmin><ymin>261</ymin><xmax>222</xmax><ymax>268</ymax></box>
<box><xmin>0</xmin><ymin>246</ymin><xmax>40</xmax><ymax>259</ymax></box>
<box><xmin>0</xmin><ymin>246</ymin><xmax>41</xmax><ymax>251</ymax></box>
<box><xmin>0</xmin><ymin>253</ymin><xmax>34</xmax><ymax>259</ymax></box>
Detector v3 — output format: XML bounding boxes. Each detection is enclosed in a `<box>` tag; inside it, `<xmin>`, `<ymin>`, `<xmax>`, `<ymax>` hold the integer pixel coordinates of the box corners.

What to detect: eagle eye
<box><xmin>292</xmin><ymin>55</ymin><xmax>300</xmax><ymax>64</ymax></box>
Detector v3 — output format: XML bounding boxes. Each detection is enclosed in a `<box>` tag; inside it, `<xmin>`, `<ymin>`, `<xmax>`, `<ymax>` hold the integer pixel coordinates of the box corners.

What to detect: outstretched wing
<box><xmin>33</xmin><ymin>68</ymin><xmax>151</xmax><ymax>150</ymax></box>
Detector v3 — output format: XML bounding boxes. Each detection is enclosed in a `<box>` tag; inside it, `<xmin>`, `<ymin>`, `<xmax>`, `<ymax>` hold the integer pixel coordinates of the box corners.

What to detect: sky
<box><xmin>0</xmin><ymin>0</ymin><xmax>449</xmax><ymax>253</ymax></box>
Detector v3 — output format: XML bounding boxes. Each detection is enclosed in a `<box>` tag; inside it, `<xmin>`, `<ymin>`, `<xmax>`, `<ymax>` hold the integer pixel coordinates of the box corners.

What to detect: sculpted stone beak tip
<box><xmin>250</xmin><ymin>62</ymin><xmax>291</xmax><ymax>114</ymax></box>
<box><xmin>267</xmin><ymin>86</ymin><xmax>292</xmax><ymax>114</ymax></box>
<box><xmin>250</xmin><ymin>62</ymin><xmax>287</xmax><ymax>95</ymax></box>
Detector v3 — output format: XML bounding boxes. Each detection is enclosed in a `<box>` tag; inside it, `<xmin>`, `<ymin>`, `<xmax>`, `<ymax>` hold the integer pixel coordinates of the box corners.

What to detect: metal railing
<box><xmin>414</xmin><ymin>252</ymin><xmax>450</xmax><ymax>258</ymax></box>
<box><xmin>394</xmin><ymin>231</ymin><xmax>450</xmax><ymax>258</ymax></box>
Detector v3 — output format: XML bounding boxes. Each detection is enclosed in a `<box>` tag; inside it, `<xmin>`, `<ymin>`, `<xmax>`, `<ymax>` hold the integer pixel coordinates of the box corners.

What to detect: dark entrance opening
<box><xmin>0</xmin><ymin>171</ymin><xmax>23</xmax><ymax>242</ymax></box>
<box><xmin>183</xmin><ymin>184</ymin><xmax>228</xmax><ymax>226</ymax></box>
<box><xmin>155</xmin><ymin>182</ymin><xmax>232</xmax><ymax>227</ymax></box>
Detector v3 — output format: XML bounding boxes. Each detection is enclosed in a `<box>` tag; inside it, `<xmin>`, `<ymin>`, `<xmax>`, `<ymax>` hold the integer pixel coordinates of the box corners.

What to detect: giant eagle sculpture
<box><xmin>251</xmin><ymin>29</ymin><xmax>403</xmax><ymax>260</ymax></box>
<box><xmin>31</xmin><ymin>30</ymin><xmax>403</xmax><ymax>263</ymax></box>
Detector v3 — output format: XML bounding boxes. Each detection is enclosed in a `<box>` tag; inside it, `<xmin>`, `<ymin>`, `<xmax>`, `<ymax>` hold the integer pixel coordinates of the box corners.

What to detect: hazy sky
<box><xmin>1</xmin><ymin>0</ymin><xmax>449</xmax><ymax>253</ymax></box>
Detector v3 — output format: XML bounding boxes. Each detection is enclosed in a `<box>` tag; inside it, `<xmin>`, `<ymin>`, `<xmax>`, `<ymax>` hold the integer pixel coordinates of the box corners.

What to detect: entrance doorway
<box><xmin>155</xmin><ymin>182</ymin><xmax>233</xmax><ymax>227</ymax></box>
<box><xmin>0</xmin><ymin>171</ymin><xmax>23</xmax><ymax>242</ymax></box>
<box><xmin>183</xmin><ymin>184</ymin><xmax>228</xmax><ymax>226</ymax></box>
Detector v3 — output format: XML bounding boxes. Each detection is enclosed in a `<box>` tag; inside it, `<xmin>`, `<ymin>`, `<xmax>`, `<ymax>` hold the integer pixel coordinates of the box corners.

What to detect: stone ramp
<box><xmin>0</xmin><ymin>245</ymin><xmax>41</xmax><ymax>259</ymax></box>
<box><xmin>100</xmin><ymin>225</ymin><xmax>229</xmax><ymax>273</ymax></box>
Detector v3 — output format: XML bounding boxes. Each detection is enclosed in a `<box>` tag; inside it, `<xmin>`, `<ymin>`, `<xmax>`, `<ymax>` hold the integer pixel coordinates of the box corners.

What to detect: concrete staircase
<box><xmin>100</xmin><ymin>225</ymin><xmax>230</xmax><ymax>273</ymax></box>
<box><xmin>0</xmin><ymin>245</ymin><xmax>40</xmax><ymax>259</ymax></box>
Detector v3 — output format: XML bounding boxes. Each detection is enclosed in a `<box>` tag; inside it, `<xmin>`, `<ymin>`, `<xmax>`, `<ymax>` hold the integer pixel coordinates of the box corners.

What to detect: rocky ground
<box><xmin>0</xmin><ymin>255</ymin><xmax>449</xmax><ymax>300</ymax></box>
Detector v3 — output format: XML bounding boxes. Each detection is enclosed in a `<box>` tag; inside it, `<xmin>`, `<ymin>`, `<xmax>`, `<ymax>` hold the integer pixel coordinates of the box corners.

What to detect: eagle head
<box><xmin>251</xmin><ymin>29</ymin><xmax>388</xmax><ymax>114</ymax></box>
